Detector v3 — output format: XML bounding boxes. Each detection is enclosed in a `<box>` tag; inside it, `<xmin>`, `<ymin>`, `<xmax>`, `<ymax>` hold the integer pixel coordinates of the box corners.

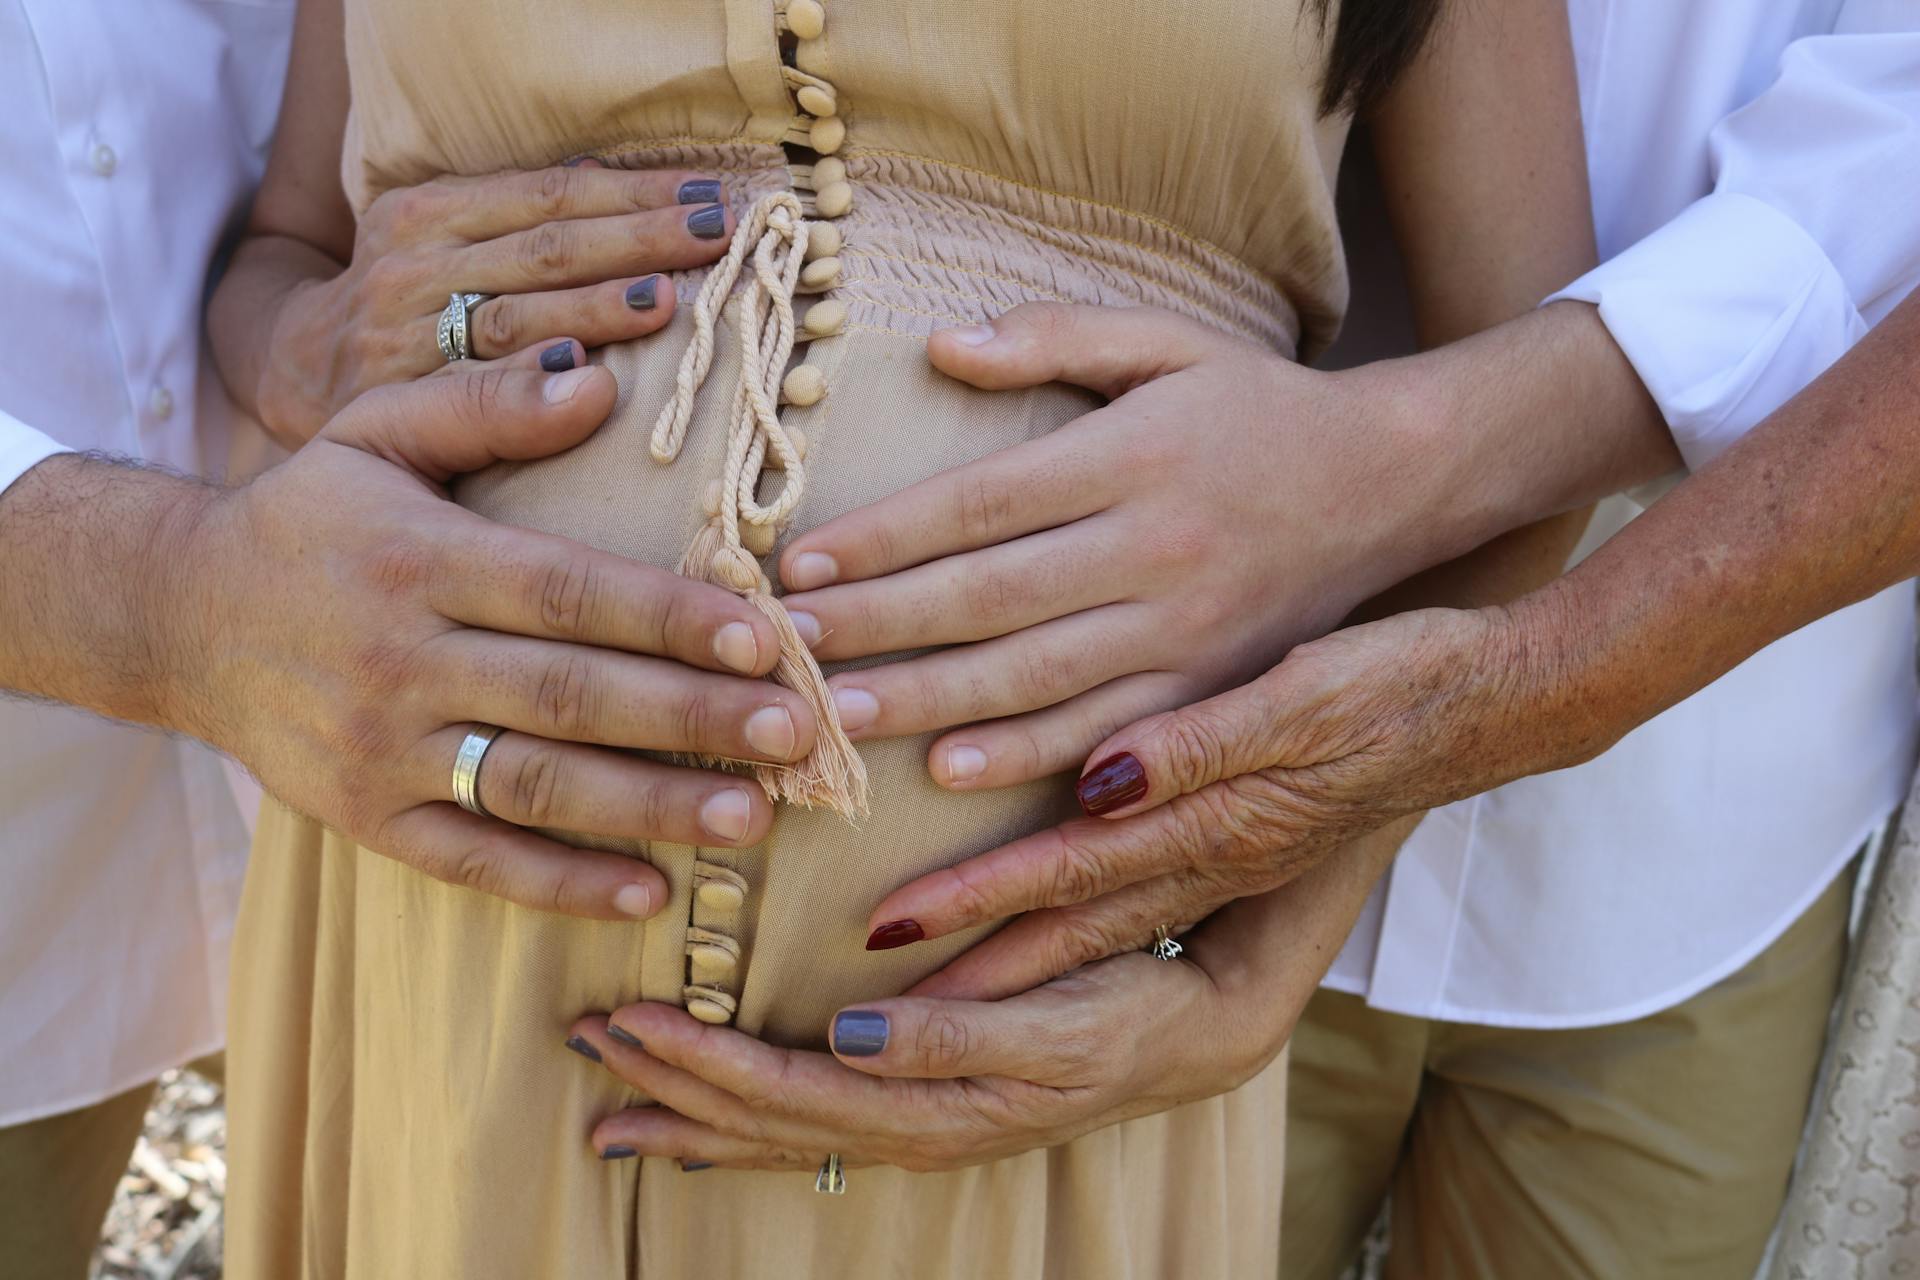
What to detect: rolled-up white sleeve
<box><xmin>1549</xmin><ymin>14</ymin><xmax>1920</xmax><ymax>470</ymax></box>
<box><xmin>0</xmin><ymin>407</ymin><xmax>73</xmax><ymax>498</ymax></box>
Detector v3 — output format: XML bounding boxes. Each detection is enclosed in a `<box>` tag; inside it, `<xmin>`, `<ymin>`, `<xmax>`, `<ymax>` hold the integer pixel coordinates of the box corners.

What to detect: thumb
<box><xmin>1074</xmin><ymin>663</ymin><xmax>1319</xmax><ymax>820</ymax></box>
<box><xmin>320</xmin><ymin>363</ymin><xmax>617</xmax><ymax>483</ymax></box>
<box><xmin>926</xmin><ymin>301</ymin><xmax>1213</xmax><ymax>398</ymax></box>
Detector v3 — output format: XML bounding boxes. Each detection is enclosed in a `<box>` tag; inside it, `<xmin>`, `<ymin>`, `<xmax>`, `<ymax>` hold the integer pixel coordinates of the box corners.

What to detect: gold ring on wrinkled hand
<box><xmin>814</xmin><ymin>1151</ymin><xmax>846</xmax><ymax>1195</ymax></box>
<box><xmin>1149</xmin><ymin>925</ymin><xmax>1184</xmax><ymax>962</ymax></box>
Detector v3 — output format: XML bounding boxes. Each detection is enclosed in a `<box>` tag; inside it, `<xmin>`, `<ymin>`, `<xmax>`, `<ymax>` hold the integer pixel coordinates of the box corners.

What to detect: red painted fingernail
<box><xmin>1077</xmin><ymin>752</ymin><xmax>1146</xmax><ymax>816</ymax></box>
<box><xmin>865</xmin><ymin>920</ymin><xmax>924</xmax><ymax>951</ymax></box>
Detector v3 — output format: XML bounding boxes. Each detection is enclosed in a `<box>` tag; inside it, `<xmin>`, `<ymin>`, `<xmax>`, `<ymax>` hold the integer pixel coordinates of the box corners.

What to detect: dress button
<box><xmin>688</xmin><ymin>996</ymin><xmax>734</xmax><ymax>1025</ymax></box>
<box><xmin>799</xmin><ymin>256</ymin><xmax>842</xmax><ymax>291</ymax></box>
<box><xmin>787</xmin><ymin>0</ymin><xmax>826</xmax><ymax>40</ymax></box>
<box><xmin>805</xmin><ymin>223</ymin><xmax>843</xmax><ymax>261</ymax></box>
<box><xmin>90</xmin><ymin>143</ymin><xmax>118</xmax><ymax>177</ymax></box>
<box><xmin>781</xmin><ymin>365</ymin><xmax>827</xmax><ymax>407</ymax></box>
<box><xmin>813</xmin><ymin>181</ymin><xmax>854</xmax><ymax>219</ymax></box>
<box><xmin>809</xmin><ymin>117</ymin><xmax>847</xmax><ymax>155</ymax></box>
<box><xmin>689</xmin><ymin>942</ymin><xmax>739</xmax><ymax>985</ymax></box>
<box><xmin>739</xmin><ymin>519</ymin><xmax>778</xmax><ymax>556</ymax></box>
<box><xmin>148</xmin><ymin>385</ymin><xmax>175</xmax><ymax>421</ymax></box>
<box><xmin>811</xmin><ymin>157</ymin><xmax>847</xmax><ymax>189</ymax></box>
<box><xmin>802</xmin><ymin>299</ymin><xmax>847</xmax><ymax>338</ymax></box>
<box><xmin>696</xmin><ymin>878</ymin><xmax>745</xmax><ymax>910</ymax></box>
<box><xmin>796</xmin><ymin>85</ymin><xmax>837</xmax><ymax>118</ymax></box>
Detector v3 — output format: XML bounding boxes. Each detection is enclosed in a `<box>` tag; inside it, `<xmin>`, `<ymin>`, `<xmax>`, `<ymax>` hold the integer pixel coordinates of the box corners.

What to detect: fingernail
<box><xmin>613</xmin><ymin>883</ymin><xmax>656</xmax><ymax>918</ymax></box>
<box><xmin>687</xmin><ymin>204</ymin><xmax>727</xmax><ymax>239</ymax></box>
<box><xmin>787</xmin><ymin>610</ymin><xmax>822</xmax><ymax>648</ymax></box>
<box><xmin>865</xmin><ymin>919</ymin><xmax>924</xmax><ymax>951</ymax></box>
<box><xmin>1077</xmin><ymin>752</ymin><xmax>1147</xmax><ymax>816</ymax></box>
<box><xmin>699</xmin><ymin>788</ymin><xmax>754</xmax><ymax>844</ymax></box>
<box><xmin>831</xmin><ymin>687</ymin><xmax>878</xmax><ymax>734</ymax></box>
<box><xmin>712</xmin><ymin>620</ymin><xmax>759</xmax><ymax>673</ymax></box>
<box><xmin>677</xmin><ymin>179</ymin><xmax>723</xmax><ymax>205</ymax></box>
<box><xmin>744</xmin><ymin>704</ymin><xmax>798</xmax><ymax>760</ymax></box>
<box><xmin>543</xmin><ymin>365</ymin><xmax>595</xmax><ymax>404</ymax></box>
<box><xmin>945</xmin><ymin>744</ymin><xmax>988</xmax><ymax>785</ymax></box>
<box><xmin>625</xmin><ymin>276</ymin><xmax>660</xmax><ymax>310</ymax></box>
<box><xmin>680</xmin><ymin>1159</ymin><xmax>714</xmax><ymax>1172</ymax></box>
<box><xmin>601</xmin><ymin>1145</ymin><xmax>638</xmax><ymax>1161</ymax></box>
<box><xmin>539</xmin><ymin>342</ymin><xmax>577</xmax><ymax>373</ymax></box>
<box><xmin>563</xmin><ymin>156</ymin><xmax>588</xmax><ymax>168</ymax></box>
<box><xmin>607</xmin><ymin>1023</ymin><xmax>643</xmax><ymax>1049</ymax></box>
<box><xmin>832</xmin><ymin>1010</ymin><xmax>890</xmax><ymax>1057</ymax></box>
<box><xmin>788</xmin><ymin>551</ymin><xmax>838</xmax><ymax>590</ymax></box>
<box><xmin>944</xmin><ymin>324</ymin><xmax>997</xmax><ymax>347</ymax></box>
<box><xmin>565</xmin><ymin>1034</ymin><xmax>602</xmax><ymax>1063</ymax></box>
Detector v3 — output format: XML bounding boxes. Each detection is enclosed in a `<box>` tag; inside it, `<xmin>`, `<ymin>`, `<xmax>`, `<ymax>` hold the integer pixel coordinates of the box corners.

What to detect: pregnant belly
<box><xmin>454</xmin><ymin>306</ymin><xmax>1096</xmax><ymax>1045</ymax></box>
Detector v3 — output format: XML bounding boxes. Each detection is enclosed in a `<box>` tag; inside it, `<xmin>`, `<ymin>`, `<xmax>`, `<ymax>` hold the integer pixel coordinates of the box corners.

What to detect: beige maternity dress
<box><xmin>225</xmin><ymin>1</ymin><xmax>1352</xmax><ymax>1274</ymax></box>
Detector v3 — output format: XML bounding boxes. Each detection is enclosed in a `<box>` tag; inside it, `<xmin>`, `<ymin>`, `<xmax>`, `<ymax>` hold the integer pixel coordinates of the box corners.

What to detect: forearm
<box><xmin>0</xmin><ymin>454</ymin><xmax>218</xmax><ymax>729</ymax></box>
<box><xmin>1510</xmin><ymin>288</ymin><xmax>1920</xmax><ymax>757</ymax></box>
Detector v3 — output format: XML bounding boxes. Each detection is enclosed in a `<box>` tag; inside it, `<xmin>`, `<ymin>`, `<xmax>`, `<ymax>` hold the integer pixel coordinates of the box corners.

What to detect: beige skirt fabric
<box><xmin>225</xmin><ymin>146</ymin><xmax>1300</xmax><ymax>1279</ymax></box>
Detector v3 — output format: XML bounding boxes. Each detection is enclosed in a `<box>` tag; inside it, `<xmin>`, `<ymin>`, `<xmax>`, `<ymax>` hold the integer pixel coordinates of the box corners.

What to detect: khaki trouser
<box><xmin>0</xmin><ymin>1056</ymin><xmax>223</xmax><ymax>1280</ymax></box>
<box><xmin>1285</xmin><ymin>869</ymin><xmax>1853</xmax><ymax>1280</ymax></box>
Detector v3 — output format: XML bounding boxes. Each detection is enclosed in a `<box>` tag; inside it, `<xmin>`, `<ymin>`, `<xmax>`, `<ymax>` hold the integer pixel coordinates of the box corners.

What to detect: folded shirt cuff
<box><xmin>0</xmin><ymin>410</ymin><xmax>75</xmax><ymax>499</ymax></box>
<box><xmin>1546</xmin><ymin>191</ymin><xmax>1867</xmax><ymax>471</ymax></box>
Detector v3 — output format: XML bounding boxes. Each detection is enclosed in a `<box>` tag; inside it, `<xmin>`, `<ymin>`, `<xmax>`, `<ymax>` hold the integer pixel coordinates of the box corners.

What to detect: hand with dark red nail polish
<box><xmin>866</xmin><ymin>920</ymin><xmax>924</xmax><ymax>951</ymax></box>
<box><xmin>1077</xmin><ymin>753</ymin><xmax>1146</xmax><ymax>816</ymax></box>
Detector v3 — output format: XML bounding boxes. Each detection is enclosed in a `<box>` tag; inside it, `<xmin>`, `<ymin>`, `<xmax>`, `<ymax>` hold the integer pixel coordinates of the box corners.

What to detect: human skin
<box><xmin>0</xmin><ymin>365</ymin><xmax>819</xmax><ymax>919</ymax></box>
<box><xmin>866</xmin><ymin>276</ymin><xmax>1920</xmax><ymax>1005</ymax></box>
<box><xmin>571</xmin><ymin>0</ymin><xmax>1636</xmax><ymax>1170</ymax></box>
<box><xmin>206</xmin><ymin>0</ymin><xmax>737</xmax><ymax>448</ymax></box>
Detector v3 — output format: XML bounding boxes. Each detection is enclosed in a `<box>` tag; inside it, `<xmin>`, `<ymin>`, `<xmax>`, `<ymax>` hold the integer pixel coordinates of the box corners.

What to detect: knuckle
<box><xmin>1044</xmin><ymin>835</ymin><xmax>1109</xmax><ymax>907</ymax></box>
<box><xmin>445</xmin><ymin>837</ymin><xmax>509</xmax><ymax>899</ymax></box>
<box><xmin>531</xmin><ymin>554</ymin><xmax>601</xmax><ymax>638</ymax></box>
<box><xmin>673</xmin><ymin>686</ymin><xmax>715</xmax><ymax>752</ymax></box>
<box><xmin>531</xmin><ymin>166</ymin><xmax>576</xmax><ymax>220</ymax></box>
<box><xmin>1161</xmin><ymin>709</ymin><xmax>1231</xmax><ymax>789</ymax></box>
<box><xmin>506</xmin><ymin>741</ymin><xmax>567</xmax><ymax>827</ymax></box>
<box><xmin>474</xmin><ymin>296</ymin><xmax>519</xmax><ymax>356</ymax></box>
<box><xmin>532</xmin><ymin>651</ymin><xmax>599</xmax><ymax>738</ymax></box>
<box><xmin>520</xmin><ymin>222</ymin><xmax>575</xmax><ymax>279</ymax></box>
<box><xmin>915</xmin><ymin>1010</ymin><xmax>974</xmax><ymax>1072</ymax></box>
<box><xmin>1045</xmin><ymin>912</ymin><xmax>1128</xmax><ymax>976</ymax></box>
<box><xmin>953</xmin><ymin>473</ymin><xmax>1016</xmax><ymax>545</ymax></box>
<box><xmin>461</xmin><ymin>365</ymin><xmax>514</xmax><ymax>425</ymax></box>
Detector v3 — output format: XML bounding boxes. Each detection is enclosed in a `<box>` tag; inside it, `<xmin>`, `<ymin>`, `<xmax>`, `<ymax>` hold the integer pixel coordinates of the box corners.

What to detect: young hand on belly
<box><xmin>775</xmin><ymin>301</ymin><xmax>1469</xmax><ymax>793</ymax></box>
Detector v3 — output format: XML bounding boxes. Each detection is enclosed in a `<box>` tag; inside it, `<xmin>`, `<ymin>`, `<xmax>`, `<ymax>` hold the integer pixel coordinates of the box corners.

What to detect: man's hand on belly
<box><xmin>170</xmin><ymin>364</ymin><xmax>817</xmax><ymax>916</ymax></box>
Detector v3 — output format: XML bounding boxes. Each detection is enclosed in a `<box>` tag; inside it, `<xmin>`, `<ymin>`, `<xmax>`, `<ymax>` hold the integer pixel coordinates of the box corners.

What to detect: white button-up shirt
<box><xmin>0</xmin><ymin>0</ymin><xmax>290</xmax><ymax>1123</ymax></box>
<box><xmin>1329</xmin><ymin>0</ymin><xmax>1920</xmax><ymax>1029</ymax></box>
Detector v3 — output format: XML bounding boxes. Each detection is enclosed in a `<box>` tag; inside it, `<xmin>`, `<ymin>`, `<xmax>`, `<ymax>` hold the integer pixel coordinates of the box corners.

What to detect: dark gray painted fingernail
<box><xmin>564</xmin><ymin>1034</ymin><xmax>601</xmax><ymax>1063</ymax></box>
<box><xmin>831</xmin><ymin>1010</ymin><xmax>889</xmax><ymax>1057</ymax></box>
<box><xmin>563</xmin><ymin>155</ymin><xmax>587</xmax><ymax>168</ymax></box>
<box><xmin>680</xmin><ymin>1160</ymin><xmax>713</xmax><ymax>1172</ymax></box>
<box><xmin>607</xmin><ymin>1023</ymin><xmax>643</xmax><ymax>1048</ymax></box>
<box><xmin>678</xmin><ymin>179</ymin><xmax>723</xmax><ymax>205</ymax></box>
<box><xmin>601</xmin><ymin>1145</ymin><xmax>637</xmax><ymax>1160</ymax></box>
<box><xmin>687</xmin><ymin>204</ymin><xmax>727</xmax><ymax>239</ymax></box>
<box><xmin>539</xmin><ymin>342</ymin><xmax>576</xmax><ymax>373</ymax></box>
<box><xmin>625</xmin><ymin>277</ymin><xmax>659</xmax><ymax>311</ymax></box>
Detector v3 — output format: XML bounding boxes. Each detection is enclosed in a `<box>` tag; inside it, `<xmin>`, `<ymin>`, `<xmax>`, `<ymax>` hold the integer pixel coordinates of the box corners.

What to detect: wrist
<box><xmin>140</xmin><ymin>481</ymin><xmax>240</xmax><ymax>743</ymax></box>
<box><xmin>1487</xmin><ymin>573</ymin><xmax>1634</xmax><ymax>774</ymax></box>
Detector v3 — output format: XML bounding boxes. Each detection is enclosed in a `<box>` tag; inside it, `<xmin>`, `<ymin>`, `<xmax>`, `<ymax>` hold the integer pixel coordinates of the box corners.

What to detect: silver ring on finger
<box><xmin>436</xmin><ymin>291</ymin><xmax>495</xmax><ymax>363</ymax></box>
<box><xmin>813</xmin><ymin>1152</ymin><xmax>846</xmax><ymax>1195</ymax></box>
<box><xmin>451</xmin><ymin>724</ymin><xmax>506</xmax><ymax>817</ymax></box>
<box><xmin>1148</xmin><ymin>925</ymin><xmax>1184</xmax><ymax>962</ymax></box>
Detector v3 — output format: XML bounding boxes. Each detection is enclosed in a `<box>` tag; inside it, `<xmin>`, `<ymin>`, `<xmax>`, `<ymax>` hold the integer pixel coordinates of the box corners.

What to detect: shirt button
<box><xmin>90</xmin><ymin>143</ymin><xmax>118</xmax><ymax>177</ymax></box>
<box><xmin>148</xmin><ymin>386</ymin><xmax>174</xmax><ymax>421</ymax></box>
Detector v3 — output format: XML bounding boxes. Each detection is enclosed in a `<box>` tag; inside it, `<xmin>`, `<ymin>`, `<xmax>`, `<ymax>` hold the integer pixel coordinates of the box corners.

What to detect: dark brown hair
<box><xmin>1314</xmin><ymin>0</ymin><xmax>1448</xmax><ymax>116</ymax></box>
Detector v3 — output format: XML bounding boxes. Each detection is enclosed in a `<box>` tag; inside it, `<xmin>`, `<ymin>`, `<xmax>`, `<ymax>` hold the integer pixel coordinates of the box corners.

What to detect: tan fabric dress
<box><xmin>227</xmin><ymin>2</ymin><xmax>1351</xmax><ymax>1275</ymax></box>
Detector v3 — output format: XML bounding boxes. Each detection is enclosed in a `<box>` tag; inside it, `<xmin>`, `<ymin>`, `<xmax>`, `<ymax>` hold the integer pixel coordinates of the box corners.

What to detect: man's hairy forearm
<box><xmin>0</xmin><ymin>454</ymin><xmax>217</xmax><ymax>729</ymax></box>
<box><xmin>1514</xmin><ymin>288</ymin><xmax>1920</xmax><ymax>758</ymax></box>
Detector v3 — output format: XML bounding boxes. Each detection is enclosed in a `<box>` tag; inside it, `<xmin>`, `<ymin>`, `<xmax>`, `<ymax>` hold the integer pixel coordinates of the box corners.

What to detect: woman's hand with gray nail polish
<box><xmin>212</xmin><ymin>162</ymin><xmax>735</xmax><ymax>448</ymax></box>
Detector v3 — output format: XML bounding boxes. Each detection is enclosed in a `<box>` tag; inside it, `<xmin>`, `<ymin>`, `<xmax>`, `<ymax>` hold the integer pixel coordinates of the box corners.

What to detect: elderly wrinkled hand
<box><xmin>561</xmin><ymin>851</ymin><xmax>1388</xmax><ymax>1173</ymax></box>
<box><xmin>853</xmin><ymin>607</ymin><xmax>1588</xmax><ymax>999</ymax></box>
